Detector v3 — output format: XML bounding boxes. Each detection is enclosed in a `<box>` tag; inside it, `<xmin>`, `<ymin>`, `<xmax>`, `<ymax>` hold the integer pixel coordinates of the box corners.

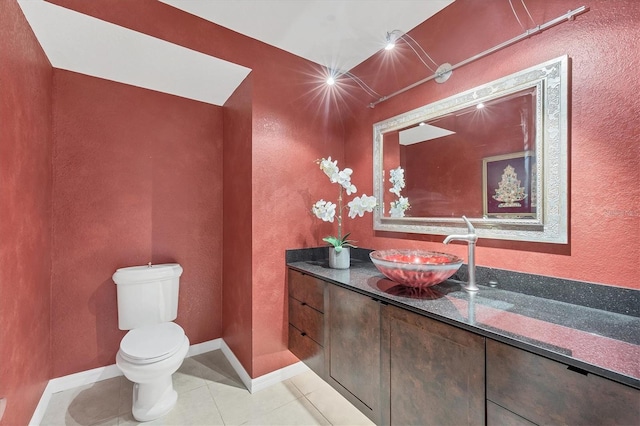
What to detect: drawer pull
<box><xmin>301</xmin><ymin>302</ymin><xmax>307</xmax><ymax>306</ymax></box>
<box><xmin>301</xmin><ymin>332</ymin><xmax>307</xmax><ymax>337</ymax></box>
<box><xmin>567</xmin><ymin>365</ymin><xmax>589</xmax><ymax>376</ymax></box>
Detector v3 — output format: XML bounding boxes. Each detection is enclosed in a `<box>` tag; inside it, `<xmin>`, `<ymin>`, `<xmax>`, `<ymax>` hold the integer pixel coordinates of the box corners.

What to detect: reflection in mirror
<box><xmin>373</xmin><ymin>56</ymin><xmax>568</xmax><ymax>243</ymax></box>
<box><xmin>383</xmin><ymin>87</ymin><xmax>537</xmax><ymax>219</ymax></box>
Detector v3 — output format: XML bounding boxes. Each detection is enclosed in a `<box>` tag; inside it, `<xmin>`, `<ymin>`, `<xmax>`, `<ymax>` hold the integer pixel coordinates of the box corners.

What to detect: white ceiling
<box><xmin>158</xmin><ymin>0</ymin><xmax>454</xmax><ymax>72</ymax></box>
<box><xmin>18</xmin><ymin>0</ymin><xmax>453</xmax><ymax>106</ymax></box>
<box><xmin>18</xmin><ymin>0</ymin><xmax>252</xmax><ymax>105</ymax></box>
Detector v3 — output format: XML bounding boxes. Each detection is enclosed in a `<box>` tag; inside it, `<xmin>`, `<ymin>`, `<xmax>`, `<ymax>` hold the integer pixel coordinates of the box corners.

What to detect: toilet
<box><xmin>113</xmin><ymin>263</ymin><xmax>189</xmax><ymax>422</ymax></box>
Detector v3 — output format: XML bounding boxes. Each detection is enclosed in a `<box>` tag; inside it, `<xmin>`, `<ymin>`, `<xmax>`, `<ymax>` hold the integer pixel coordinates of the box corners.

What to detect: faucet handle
<box><xmin>462</xmin><ymin>215</ymin><xmax>475</xmax><ymax>234</ymax></box>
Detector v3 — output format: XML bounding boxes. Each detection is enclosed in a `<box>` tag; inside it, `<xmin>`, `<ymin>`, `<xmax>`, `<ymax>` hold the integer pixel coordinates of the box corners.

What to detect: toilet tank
<box><xmin>113</xmin><ymin>263</ymin><xmax>183</xmax><ymax>330</ymax></box>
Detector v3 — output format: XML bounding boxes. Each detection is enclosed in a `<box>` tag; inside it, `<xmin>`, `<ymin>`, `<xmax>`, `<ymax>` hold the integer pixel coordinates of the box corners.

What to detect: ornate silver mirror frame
<box><xmin>373</xmin><ymin>55</ymin><xmax>568</xmax><ymax>243</ymax></box>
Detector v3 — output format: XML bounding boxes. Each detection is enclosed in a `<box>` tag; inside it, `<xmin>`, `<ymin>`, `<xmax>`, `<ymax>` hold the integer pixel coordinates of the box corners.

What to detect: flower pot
<box><xmin>329</xmin><ymin>247</ymin><xmax>350</xmax><ymax>269</ymax></box>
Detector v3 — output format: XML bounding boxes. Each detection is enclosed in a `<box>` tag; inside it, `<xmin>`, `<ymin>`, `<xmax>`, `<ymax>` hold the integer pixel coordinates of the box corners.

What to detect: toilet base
<box><xmin>131</xmin><ymin>375</ymin><xmax>178</xmax><ymax>422</ymax></box>
<box><xmin>116</xmin><ymin>334</ymin><xmax>189</xmax><ymax>422</ymax></box>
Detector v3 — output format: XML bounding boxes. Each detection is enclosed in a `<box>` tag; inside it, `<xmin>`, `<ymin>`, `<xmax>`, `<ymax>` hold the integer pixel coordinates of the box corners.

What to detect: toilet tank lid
<box><xmin>113</xmin><ymin>263</ymin><xmax>183</xmax><ymax>285</ymax></box>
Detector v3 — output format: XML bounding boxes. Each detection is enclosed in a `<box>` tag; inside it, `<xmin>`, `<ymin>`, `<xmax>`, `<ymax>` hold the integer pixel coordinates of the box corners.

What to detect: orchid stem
<box><xmin>337</xmin><ymin>186</ymin><xmax>343</xmax><ymax>241</ymax></box>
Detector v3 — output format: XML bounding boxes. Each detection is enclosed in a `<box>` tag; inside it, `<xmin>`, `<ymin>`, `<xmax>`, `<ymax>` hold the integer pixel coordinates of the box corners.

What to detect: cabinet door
<box><xmin>327</xmin><ymin>285</ymin><xmax>381</xmax><ymax>424</ymax></box>
<box><xmin>381</xmin><ymin>304</ymin><xmax>485</xmax><ymax>426</ymax></box>
<box><xmin>487</xmin><ymin>339</ymin><xmax>640</xmax><ymax>426</ymax></box>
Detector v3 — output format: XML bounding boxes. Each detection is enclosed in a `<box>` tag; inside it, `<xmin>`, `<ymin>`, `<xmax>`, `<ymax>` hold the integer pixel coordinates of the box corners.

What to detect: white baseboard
<box><xmin>219</xmin><ymin>340</ymin><xmax>308</xmax><ymax>393</ymax></box>
<box><xmin>29</xmin><ymin>363</ymin><xmax>123</xmax><ymax>425</ymax></box>
<box><xmin>219</xmin><ymin>339</ymin><xmax>254</xmax><ymax>391</ymax></box>
<box><xmin>250</xmin><ymin>359</ymin><xmax>309</xmax><ymax>393</ymax></box>
<box><xmin>29</xmin><ymin>382</ymin><xmax>52</xmax><ymax>426</ymax></box>
<box><xmin>186</xmin><ymin>338</ymin><xmax>222</xmax><ymax>357</ymax></box>
<box><xmin>30</xmin><ymin>338</ymin><xmax>306</xmax><ymax>424</ymax></box>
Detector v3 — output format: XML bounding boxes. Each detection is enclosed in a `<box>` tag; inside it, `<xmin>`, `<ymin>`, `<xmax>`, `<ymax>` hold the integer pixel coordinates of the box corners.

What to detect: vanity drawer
<box><xmin>486</xmin><ymin>401</ymin><xmax>535</xmax><ymax>426</ymax></box>
<box><xmin>288</xmin><ymin>269</ymin><xmax>324</xmax><ymax>312</ymax></box>
<box><xmin>289</xmin><ymin>324</ymin><xmax>324</xmax><ymax>376</ymax></box>
<box><xmin>486</xmin><ymin>339</ymin><xmax>640</xmax><ymax>426</ymax></box>
<box><xmin>289</xmin><ymin>296</ymin><xmax>324</xmax><ymax>345</ymax></box>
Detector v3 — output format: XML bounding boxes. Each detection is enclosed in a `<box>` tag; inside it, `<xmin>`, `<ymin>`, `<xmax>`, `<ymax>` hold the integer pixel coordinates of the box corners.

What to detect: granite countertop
<box><xmin>287</xmin><ymin>251</ymin><xmax>640</xmax><ymax>390</ymax></box>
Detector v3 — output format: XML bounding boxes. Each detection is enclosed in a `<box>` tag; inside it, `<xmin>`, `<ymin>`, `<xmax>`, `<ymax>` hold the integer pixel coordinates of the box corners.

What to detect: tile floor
<box><xmin>40</xmin><ymin>350</ymin><xmax>375</xmax><ymax>426</ymax></box>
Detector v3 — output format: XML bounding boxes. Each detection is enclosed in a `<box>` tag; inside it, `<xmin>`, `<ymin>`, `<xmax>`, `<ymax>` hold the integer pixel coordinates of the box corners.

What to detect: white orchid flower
<box><xmin>319</xmin><ymin>157</ymin><xmax>339</xmax><ymax>181</ymax></box>
<box><xmin>347</xmin><ymin>200</ymin><xmax>365</xmax><ymax>218</ymax></box>
<box><xmin>336</xmin><ymin>168</ymin><xmax>353</xmax><ymax>188</ymax></box>
<box><xmin>345</xmin><ymin>183</ymin><xmax>357</xmax><ymax>195</ymax></box>
<box><xmin>347</xmin><ymin>194</ymin><xmax>377</xmax><ymax>218</ymax></box>
<box><xmin>389</xmin><ymin>204</ymin><xmax>405</xmax><ymax>218</ymax></box>
<box><xmin>361</xmin><ymin>194</ymin><xmax>377</xmax><ymax>212</ymax></box>
<box><xmin>398</xmin><ymin>196</ymin><xmax>410</xmax><ymax>209</ymax></box>
<box><xmin>389</xmin><ymin>166</ymin><xmax>405</xmax><ymax>185</ymax></box>
<box><xmin>390</xmin><ymin>196</ymin><xmax>410</xmax><ymax>218</ymax></box>
<box><xmin>312</xmin><ymin>199</ymin><xmax>336</xmax><ymax>222</ymax></box>
<box><xmin>389</xmin><ymin>166</ymin><xmax>406</xmax><ymax>192</ymax></box>
<box><xmin>313</xmin><ymin>157</ymin><xmax>378</xmax><ymax>252</ymax></box>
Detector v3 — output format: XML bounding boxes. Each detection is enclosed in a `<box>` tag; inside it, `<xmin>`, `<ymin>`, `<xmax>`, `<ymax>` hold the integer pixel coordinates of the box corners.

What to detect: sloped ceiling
<box><xmin>18</xmin><ymin>0</ymin><xmax>453</xmax><ymax>105</ymax></box>
<box><xmin>159</xmin><ymin>0</ymin><xmax>454</xmax><ymax>72</ymax></box>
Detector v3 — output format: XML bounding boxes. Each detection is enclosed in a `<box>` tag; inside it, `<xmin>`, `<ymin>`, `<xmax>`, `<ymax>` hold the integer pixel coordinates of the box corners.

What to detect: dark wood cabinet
<box><xmin>288</xmin><ymin>269</ymin><xmax>324</xmax><ymax>312</ymax></box>
<box><xmin>287</xmin><ymin>267</ymin><xmax>640</xmax><ymax>426</ymax></box>
<box><xmin>487</xmin><ymin>339</ymin><xmax>640</xmax><ymax>426</ymax></box>
<box><xmin>288</xmin><ymin>269</ymin><xmax>325</xmax><ymax>377</ymax></box>
<box><xmin>486</xmin><ymin>401</ymin><xmax>535</xmax><ymax>426</ymax></box>
<box><xmin>381</xmin><ymin>304</ymin><xmax>485</xmax><ymax>426</ymax></box>
<box><xmin>327</xmin><ymin>284</ymin><xmax>381</xmax><ymax>424</ymax></box>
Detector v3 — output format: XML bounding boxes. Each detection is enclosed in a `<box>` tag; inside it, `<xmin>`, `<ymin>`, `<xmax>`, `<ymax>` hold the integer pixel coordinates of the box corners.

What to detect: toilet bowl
<box><xmin>116</xmin><ymin>322</ymin><xmax>190</xmax><ymax>421</ymax></box>
<box><xmin>113</xmin><ymin>263</ymin><xmax>187</xmax><ymax>422</ymax></box>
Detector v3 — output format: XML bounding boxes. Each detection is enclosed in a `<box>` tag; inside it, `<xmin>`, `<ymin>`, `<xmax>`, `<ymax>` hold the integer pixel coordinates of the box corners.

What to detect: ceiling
<box><xmin>18</xmin><ymin>0</ymin><xmax>454</xmax><ymax>106</ymax></box>
<box><xmin>158</xmin><ymin>0</ymin><xmax>454</xmax><ymax>72</ymax></box>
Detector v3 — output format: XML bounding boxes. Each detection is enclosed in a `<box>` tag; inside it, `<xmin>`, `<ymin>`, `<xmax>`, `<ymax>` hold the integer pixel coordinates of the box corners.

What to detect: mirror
<box><xmin>373</xmin><ymin>55</ymin><xmax>568</xmax><ymax>243</ymax></box>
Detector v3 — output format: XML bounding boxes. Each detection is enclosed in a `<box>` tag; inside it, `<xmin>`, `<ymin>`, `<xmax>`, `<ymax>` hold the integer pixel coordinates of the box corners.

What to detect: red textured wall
<box><xmin>46</xmin><ymin>0</ymin><xmax>345</xmax><ymax>378</ymax></box>
<box><xmin>345</xmin><ymin>0</ymin><xmax>640</xmax><ymax>288</ymax></box>
<box><xmin>0</xmin><ymin>2</ymin><xmax>52</xmax><ymax>424</ymax></box>
<box><xmin>223</xmin><ymin>76</ymin><xmax>254</xmax><ymax>374</ymax></box>
<box><xmin>51</xmin><ymin>70</ymin><xmax>224</xmax><ymax>377</ymax></box>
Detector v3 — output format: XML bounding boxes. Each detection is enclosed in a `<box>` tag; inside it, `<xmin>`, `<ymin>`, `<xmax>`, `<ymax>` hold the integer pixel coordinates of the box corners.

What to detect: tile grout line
<box><xmin>301</xmin><ymin>393</ymin><xmax>334</xmax><ymax>426</ymax></box>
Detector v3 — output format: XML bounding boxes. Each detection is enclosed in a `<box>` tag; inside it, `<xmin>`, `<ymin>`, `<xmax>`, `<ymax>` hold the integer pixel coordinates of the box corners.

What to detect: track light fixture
<box><xmin>325</xmin><ymin>28</ymin><xmax>451</xmax><ymax>106</ymax></box>
<box><xmin>325</xmin><ymin>4</ymin><xmax>587</xmax><ymax>108</ymax></box>
<box><xmin>384</xmin><ymin>31</ymin><xmax>398</xmax><ymax>50</ymax></box>
<box><xmin>385</xmin><ymin>29</ymin><xmax>453</xmax><ymax>84</ymax></box>
<box><xmin>325</xmin><ymin>70</ymin><xmax>382</xmax><ymax>99</ymax></box>
<box><xmin>385</xmin><ymin>31</ymin><xmax>444</xmax><ymax>73</ymax></box>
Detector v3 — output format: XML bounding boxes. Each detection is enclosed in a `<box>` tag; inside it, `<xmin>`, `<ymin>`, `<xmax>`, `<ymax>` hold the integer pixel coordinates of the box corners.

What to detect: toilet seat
<box><xmin>119</xmin><ymin>322</ymin><xmax>185</xmax><ymax>364</ymax></box>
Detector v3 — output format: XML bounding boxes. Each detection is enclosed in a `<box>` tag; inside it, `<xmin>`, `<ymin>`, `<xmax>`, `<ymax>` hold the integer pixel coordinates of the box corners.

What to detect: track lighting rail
<box><xmin>367</xmin><ymin>5</ymin><xmax>588</xmax><ymax>108</ymax></box>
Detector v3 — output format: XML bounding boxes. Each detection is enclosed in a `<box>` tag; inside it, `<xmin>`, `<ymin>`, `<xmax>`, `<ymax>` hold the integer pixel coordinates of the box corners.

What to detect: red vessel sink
<box><xmin>370</xmin><ymin>249</ymin><xmax>463</xmax><ymax>288</ymax></box>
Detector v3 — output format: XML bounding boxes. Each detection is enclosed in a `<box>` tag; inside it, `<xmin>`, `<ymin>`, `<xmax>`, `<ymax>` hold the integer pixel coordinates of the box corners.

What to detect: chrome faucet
<box><xmin>443</xmin><ymin>216</ymin><xmax>479</xmax><ymax>292</ymax></box>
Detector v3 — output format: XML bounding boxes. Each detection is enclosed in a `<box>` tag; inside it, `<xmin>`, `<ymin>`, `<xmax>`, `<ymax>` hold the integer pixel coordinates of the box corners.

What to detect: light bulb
<box><xmin>327</xmin><ymin>76</ymin><xmax>336</xmax><ymax>86</ymax></box>
<box><xmin>384</xmin><ymin>31</ymin><xmax>396</xmax><ymax>51</ymax></box>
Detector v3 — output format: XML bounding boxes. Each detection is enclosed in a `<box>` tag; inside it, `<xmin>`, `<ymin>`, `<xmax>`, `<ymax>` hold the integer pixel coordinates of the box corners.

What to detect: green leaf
<box><xmin>323</xmin><ymin>233</ymin><xmax>358</xmax><ymax>250</ymax></box>
<box><xmin>322</xmin><ymin>236</ymin><xmax>342</xmax><ymax>248</ymax></box>
<box><xmin>338</xmin><ymin>233</ymin><xmax>358</xmax><ymax>249</ymax></box>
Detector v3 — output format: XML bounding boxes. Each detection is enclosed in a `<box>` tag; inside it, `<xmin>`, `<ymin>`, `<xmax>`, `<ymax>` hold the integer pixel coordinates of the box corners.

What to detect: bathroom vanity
<box><xmin>286</xmin><ymin>249</ymin><xmax>640</xmax><ymax>426</ymax></box>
